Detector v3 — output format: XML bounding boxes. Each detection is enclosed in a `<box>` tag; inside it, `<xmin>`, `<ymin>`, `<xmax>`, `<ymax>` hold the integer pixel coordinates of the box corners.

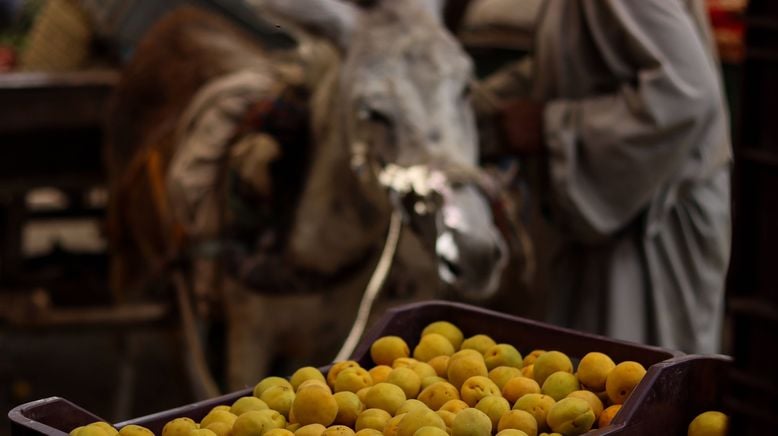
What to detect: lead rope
<box><xmin>334</xmin><ymin>210</ymin><xmax>403</xmax><ymax>362</ymax></box>
<box><xmin>172</xmin><ymin>270</ymin><xmax>221</xmax><ymax>399</ymax></box>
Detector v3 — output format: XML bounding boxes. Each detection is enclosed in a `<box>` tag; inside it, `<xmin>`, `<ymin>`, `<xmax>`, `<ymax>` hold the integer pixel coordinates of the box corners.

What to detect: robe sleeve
<box><xmin>543</xmin><ymin>0</ymin><xmax>724</xmax><ymax>243</ymax></box>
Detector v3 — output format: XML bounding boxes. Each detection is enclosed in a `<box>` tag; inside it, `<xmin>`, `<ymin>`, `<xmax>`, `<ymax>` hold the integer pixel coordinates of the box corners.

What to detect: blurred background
<box><xmin>1</xmin><ymin>0</ymin><xmax>775</xmax><ymax>434</ymax></box>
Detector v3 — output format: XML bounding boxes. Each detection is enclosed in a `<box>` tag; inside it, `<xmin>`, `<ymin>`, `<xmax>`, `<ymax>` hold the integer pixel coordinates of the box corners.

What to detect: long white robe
<box><xmin>531</xmin><ymin>0</ymin><xmax>732</xmax><ymax>353</ymax></box>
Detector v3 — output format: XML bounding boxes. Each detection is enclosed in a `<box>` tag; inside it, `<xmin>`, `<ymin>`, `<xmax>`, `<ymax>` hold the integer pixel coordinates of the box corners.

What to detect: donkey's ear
<box><xmin>250</xmin><ymin>0</ymin><xmax>359</xmax><ymax>50</ymax></box>
<box><xmin>419</xmin><ymin>0</ymin><xmax>446</xmax><ymax>23</ymax></box>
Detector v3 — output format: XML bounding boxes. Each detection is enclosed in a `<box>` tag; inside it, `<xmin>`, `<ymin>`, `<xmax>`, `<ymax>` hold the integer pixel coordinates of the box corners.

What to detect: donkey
<box><xmin>107</xmin><ymin>0</ymin><xmax>526</xmax><ymax>392</ymax></box>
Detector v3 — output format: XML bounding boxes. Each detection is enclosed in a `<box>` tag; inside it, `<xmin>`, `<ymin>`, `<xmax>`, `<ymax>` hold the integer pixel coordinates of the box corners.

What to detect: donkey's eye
<box><xmin>358</xmin><ymin>102</ymin><xmax>392</xmax><ymax>125</ymax></box>
<box><xmin>364</xmin><ymin>108</ymin><xmax>392</xmax><ymax>126</ymax></box>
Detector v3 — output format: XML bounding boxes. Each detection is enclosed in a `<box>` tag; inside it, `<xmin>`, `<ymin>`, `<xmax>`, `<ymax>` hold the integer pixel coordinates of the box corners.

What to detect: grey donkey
<box><xmin>106</xmin><ymin>0</ymin><xmax>527</xmax><ymax>395</ymax></box>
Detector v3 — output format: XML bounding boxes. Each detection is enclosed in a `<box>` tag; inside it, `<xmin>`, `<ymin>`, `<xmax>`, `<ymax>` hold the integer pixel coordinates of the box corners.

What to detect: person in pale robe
<box><xmin>489</xmin><ymin>0</ymin><xmax>731</xmax><ymax>354</ymax></box>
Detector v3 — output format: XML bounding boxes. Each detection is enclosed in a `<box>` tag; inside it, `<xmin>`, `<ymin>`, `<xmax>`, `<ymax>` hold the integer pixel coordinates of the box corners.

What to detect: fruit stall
<box><xmin>3</xmin><ymin>1</ymin><xmax>773</xmax><ymax>436</ymax></box>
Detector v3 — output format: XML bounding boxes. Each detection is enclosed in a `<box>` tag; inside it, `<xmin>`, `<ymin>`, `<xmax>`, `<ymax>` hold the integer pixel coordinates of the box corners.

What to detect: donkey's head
<box><xmin>255</xmin><ymin>0</ymin><xmax>507</xmax><ymax>298</ymax></box>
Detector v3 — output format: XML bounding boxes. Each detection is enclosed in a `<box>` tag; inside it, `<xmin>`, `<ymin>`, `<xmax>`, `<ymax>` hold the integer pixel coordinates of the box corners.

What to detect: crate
<box><xmin>9</xmin><ymin>300</ymin><xmax>731</xmax><ymax>436</ymax></box>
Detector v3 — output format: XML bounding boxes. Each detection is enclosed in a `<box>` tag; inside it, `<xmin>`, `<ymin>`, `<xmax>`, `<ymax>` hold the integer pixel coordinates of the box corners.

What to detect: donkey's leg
<box><xmin>224</xmin><ymin>279</ymin><xmax>277</xmax><ymax>389</ymax></box>
<box><xmin>224</xmin><ymin>283</ymin><xmax>331</xmax><ymax>386</ymax></box>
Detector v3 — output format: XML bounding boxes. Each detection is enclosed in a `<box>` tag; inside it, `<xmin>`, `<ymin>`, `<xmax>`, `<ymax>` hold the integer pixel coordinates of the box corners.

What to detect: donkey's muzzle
<box><xmin>434</xmin><ymin>184</ymin><xmax>507</xmax><ymax>298</ymax></box>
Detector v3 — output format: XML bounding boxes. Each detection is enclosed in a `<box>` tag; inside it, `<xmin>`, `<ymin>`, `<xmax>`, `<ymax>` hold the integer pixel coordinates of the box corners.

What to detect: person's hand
<box><xmin>498</xmin><ymin>99</ymin><xmax>545</xmax><ymax>155</ymax></box>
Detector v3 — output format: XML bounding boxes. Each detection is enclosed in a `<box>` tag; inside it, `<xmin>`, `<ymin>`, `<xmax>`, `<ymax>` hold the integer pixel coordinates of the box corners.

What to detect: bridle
<box><xmin>350</xmin><ymin>128</ymin><xmax>503</xmax><ymax>223</ymax></box>
<box><xmin>334</xmin><ymin>102</ymin><xmax>505</xmax><ymax>361</ymax></box>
